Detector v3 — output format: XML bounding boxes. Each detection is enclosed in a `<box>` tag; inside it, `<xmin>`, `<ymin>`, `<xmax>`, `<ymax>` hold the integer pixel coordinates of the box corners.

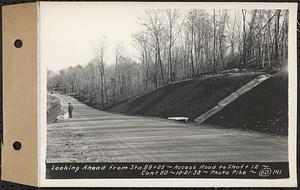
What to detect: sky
<box><xmin>39</xmin><ymin>2</ymin><xmax>237</xmax><ymax>72</ymax></box>
<box><xmin>40</xmin><ymin>2</ymin><xmax>145</xmax><ymax>72</ymax></box>
<box><xmin>40</xmin><ymin>2</ymin><xmax>289</xmax><ymax>72</ymax></box>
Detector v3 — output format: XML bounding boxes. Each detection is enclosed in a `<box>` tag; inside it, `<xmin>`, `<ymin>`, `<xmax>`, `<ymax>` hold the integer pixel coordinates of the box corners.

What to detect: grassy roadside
<box><xmin>204</xmin><ymin>70</ymin><xmax>288</xmax><ymax>136</ymax></box>
<box><xmin>106</xmin><ymin>72</ymin><xmax>262</xmax><ymax>120</ymax></box>
<box><xmin>65</xmin><ymin>70</ymin><xmax>288</xmax><ymax>136</ymax></box>
<box><xmin>47</xmin><ymin>94</ymin><xmax>62</xmax><ymax>123</ymax></box>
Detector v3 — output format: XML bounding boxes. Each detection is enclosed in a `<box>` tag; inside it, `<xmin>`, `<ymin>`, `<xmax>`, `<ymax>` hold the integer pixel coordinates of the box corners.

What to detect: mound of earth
<box><xmin>106</xmin><ymin>72</ymin><xmax>261</xmax><ymax>121</ymax></box>
<box><xmin>205</xmin><ymin>70</ymin><xmax>288</xmax><ymax>136</ymax></box>
<box><xmin>47</xmin><ymin>94</ymin><xmax>62</xmax><ymax>123</ymax></box>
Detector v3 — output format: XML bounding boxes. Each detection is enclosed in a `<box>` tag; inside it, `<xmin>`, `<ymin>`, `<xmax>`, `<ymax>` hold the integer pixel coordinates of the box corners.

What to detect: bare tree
<box><xmin>140</xmin><ymin>10</ymin><xmax>166</xmax><ymax>86</ymax></box>
<box><xmin>92</xmin><ymin>37</ymin><xmax>108</xmax><ymax>106</ymax></box>
<box><xmin>241</xmin><ymin>9</ymin><xmax>247</xmax><ymax>67</ymax></box>
<box><xmin>274</xmin><ymin>9</ymin><xmax>281</xmax><ymax>59</ymax></box>
<box><xmin>49</xmin><ymin>9</ymin><xmax>289</xmax><ymax>109</ymax></box>
<box><xmin>132</xmin><ymin>31</ymin><xmax>152</xmax><ymax>93</ymax></box>
<box><xmin>113</xmin><ymin>43</ymin><xmax>126</xmax><ymax>101</ymax></box>
<box><xmin>164</xmin><ymin>9</ymin><xmax>182</xmax><ymax>82</ymax></box>
<box><xmin>187</xmin><ymin>10</ymin><xmax>197</xmax><ymax>76</ymax></box>
<box><xmin>213</xmin><ymin>9</ymin><xmax>217</xmax><ymax>72</ymax></box>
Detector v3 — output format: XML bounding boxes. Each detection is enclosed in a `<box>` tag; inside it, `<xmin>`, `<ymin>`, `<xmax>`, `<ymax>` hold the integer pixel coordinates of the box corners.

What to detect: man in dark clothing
<box><xmin>68</xmin><ymin>102</ymin><xmax>73</xmax><ymax>118</ymax></box>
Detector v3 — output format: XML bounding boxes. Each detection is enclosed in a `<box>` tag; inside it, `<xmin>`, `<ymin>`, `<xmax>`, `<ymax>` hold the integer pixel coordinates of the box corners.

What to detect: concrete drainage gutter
<box><xmin>194</xmin><ymin>74</ymin><xmax>271</xmax><ymax>124</ymax></box>
<box><xmin>168</xmin><ymin>117</ymin><xmax>189</xmax><ymax>122</ymax></box>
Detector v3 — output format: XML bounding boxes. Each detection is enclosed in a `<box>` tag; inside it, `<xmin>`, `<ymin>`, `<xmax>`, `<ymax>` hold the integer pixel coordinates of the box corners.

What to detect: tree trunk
<box><xmin>190</xmin><ymin>24</ymin><xmax>195</xmax><ymax>76</ymax></box>
<box><xmin>274</xmin><ymin>10</ymin><xmax>281</xmax><ymax>59</ymax></box>
<box><xmin>168</xmin><ymin>22</ymin><xmax>173</xmax><ymax>82</ymax></box>
<box><xmin>213</xmin><ymin>9</ymin><xmax>216</xmax><ymax>72</ymax></box>
<box><xmin>242</xmin><ymin>10</ymin><xmax>247</xmax><ymax>68</ymax></box>
<box><xmin>157</xmin><ymin>40</ymin><xmax>165</xmax><ymax>86</ymax></box>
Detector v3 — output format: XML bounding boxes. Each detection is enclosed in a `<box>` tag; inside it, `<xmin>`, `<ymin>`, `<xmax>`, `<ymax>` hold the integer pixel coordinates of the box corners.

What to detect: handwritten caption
<box><xmin>47</xmin><ymin>162</ymin><xmax>289</xmax><ymax>179</ymax></box>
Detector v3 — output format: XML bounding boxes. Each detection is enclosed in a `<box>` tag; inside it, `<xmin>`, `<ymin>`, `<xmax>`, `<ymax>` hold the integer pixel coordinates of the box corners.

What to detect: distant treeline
<box><xmin>48</xmin><ymin>9</ymin><xmax>289</xmax><ymax>108</ymax></box>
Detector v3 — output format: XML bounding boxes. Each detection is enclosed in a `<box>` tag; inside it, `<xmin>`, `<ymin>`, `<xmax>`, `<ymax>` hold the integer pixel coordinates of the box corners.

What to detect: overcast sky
<box><xmin>39</xmin><ymin>2</ymin><xmax>233</xmax><ymax>72</ymax></box>
<box><xmin>40</xmin><ymin>2</ymin><xmax>146</xmax><ymax>72</ymax></box>
<box><xmin>40</xmin><ymin>2</ymin><xmax>289</xmax><ymax>72</ymax></box>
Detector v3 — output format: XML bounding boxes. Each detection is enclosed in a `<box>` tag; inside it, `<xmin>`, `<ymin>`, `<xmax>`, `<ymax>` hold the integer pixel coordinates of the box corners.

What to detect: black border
<box><xmin>0</xmin><ymin>0</ymin><xmax>299</xmax><ymax>189</ymax></box>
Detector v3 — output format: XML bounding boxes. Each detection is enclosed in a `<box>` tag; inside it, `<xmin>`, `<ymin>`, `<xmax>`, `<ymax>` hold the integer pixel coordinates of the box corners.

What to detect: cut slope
<box><xmin>47</xmin><ymin>94</ymin><xmax>62</xmax><ymax>123</ymax></box>
<box><xmin>204</xmin><ymin>70</ymin><xmax>288</xmax><ymax>136</ymax></box>
<box><xmin>106</xmin><ymin>72</ymin><xmax>261</xmax><ymax>120</ymax></box>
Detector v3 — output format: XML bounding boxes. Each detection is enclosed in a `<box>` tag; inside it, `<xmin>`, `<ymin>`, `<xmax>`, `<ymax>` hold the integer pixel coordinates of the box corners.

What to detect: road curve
<box><xmin>46</xmin><ymin>94</ymin><xmax>288</xmax><ymax>163</ymax></box>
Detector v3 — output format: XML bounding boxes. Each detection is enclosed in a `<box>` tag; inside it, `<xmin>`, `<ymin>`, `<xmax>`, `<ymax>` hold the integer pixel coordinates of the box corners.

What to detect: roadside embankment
<box><xmin>47</xmin><ymin>94</ymin><xmax>63</xmax><ymax>123</ymax></box>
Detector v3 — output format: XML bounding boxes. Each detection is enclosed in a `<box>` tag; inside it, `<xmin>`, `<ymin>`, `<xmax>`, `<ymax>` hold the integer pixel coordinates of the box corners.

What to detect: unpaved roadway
<box><xmin>46</xmin><ymin>94</ymin><xmax>288</xmax><ymax>163</ymax></box>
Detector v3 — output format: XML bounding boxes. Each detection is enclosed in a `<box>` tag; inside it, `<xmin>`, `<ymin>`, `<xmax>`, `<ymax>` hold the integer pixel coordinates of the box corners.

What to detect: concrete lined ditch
<box><xmin>195</xmin><ymin>74</ymin><xmax>270</xmax><ymax>124</ymax></box>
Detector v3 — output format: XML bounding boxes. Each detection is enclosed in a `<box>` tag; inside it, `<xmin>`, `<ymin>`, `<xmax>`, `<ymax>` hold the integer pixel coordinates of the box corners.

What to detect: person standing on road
<box><xmin>68</xmin><ymin>102</ymin><xmax>73</xmax><ymax>118</ymax></box>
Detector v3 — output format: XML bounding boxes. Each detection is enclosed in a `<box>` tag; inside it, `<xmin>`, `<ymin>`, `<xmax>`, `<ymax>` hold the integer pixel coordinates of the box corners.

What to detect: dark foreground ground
<box><xmin>106</xmin><ymin>72</ymin><xmax>261</xmax><ymax>120</ymax></box>
<box><xmin>205</xmin><ymin>69</ymin><xmax>288</xmax><ymax>135</ymax></box>
<box><xmin>47</xmin><ymin>94</ymin><xmax>287</xmax><ymax>163</ymax></box>
<box><xmin>104</xmin><ymin>71</ymin><xmax>287</xmax><ymax>135</ymax></box>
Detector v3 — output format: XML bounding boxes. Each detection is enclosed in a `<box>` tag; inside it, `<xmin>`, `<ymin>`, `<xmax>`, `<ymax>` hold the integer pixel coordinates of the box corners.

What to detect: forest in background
<box><xmin>47</xmin><ymin>9</ymin><xmax>289</xmax><ymax>108</ymax></box>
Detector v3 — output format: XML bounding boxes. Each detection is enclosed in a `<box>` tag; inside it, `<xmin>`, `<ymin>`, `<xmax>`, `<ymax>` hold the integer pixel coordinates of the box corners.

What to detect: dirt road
<box><xmin>46</xmin><ymin>94</ymin><xmax>288</xmax><ymax>163</ymax></box>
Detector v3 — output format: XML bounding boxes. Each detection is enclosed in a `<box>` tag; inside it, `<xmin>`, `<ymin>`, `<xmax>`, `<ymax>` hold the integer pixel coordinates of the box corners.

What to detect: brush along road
<box><xmin>47</xmin><ymin>94</ymin><xmax>287</xmax><ymax>163</ymax></box>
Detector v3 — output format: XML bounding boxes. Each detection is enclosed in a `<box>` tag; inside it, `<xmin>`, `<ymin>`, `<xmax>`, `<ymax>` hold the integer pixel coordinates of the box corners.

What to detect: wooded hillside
<box><xmin>48</xmin><ymin>9</ymin><xmax>289</xmax><ymax>108</ymax></box>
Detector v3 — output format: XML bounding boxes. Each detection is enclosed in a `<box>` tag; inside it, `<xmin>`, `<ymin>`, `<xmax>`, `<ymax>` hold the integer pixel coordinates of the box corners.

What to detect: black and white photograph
<box><xmin>41</xmin><ymin>2</ymin><xmax>297</xmax><ymax>186</ymax></box>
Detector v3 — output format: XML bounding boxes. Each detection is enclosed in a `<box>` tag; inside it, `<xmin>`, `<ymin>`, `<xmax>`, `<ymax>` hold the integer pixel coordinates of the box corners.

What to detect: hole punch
<box><xmin>14</xmin><ymin>39</ymin><xmax>23</xmax><ymax>48</ymax></box>
<box><xmin>13</xmin><ymin>141</ymin><xmax>22</xmax><ymax>150</ymax></box>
